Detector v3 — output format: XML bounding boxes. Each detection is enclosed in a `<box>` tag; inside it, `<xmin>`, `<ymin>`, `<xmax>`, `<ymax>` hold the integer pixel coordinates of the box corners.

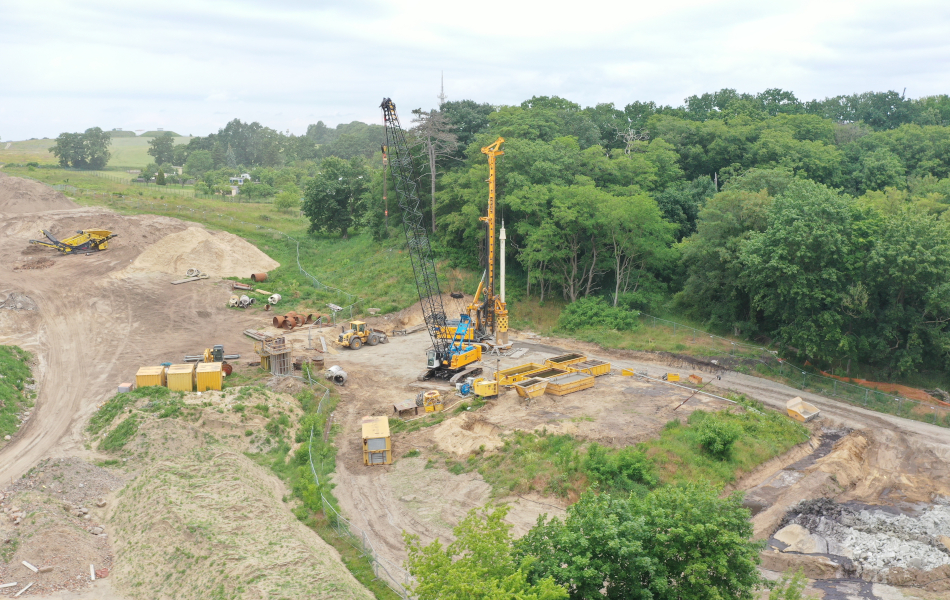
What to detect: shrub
<box><xmin>556</xmin><ymin>296</ymin><xmax>640</xmax><ymax>332</ymax></box>
<box><xmin>100</xmin><ymin>416</ymin><xmax>139</xmax><ymax>451</ymax></box>
<box><xmin>695</xmin><ymin>413</ymin><xmax>742</xmax><ymax>459</ymax></box>
<box><xmin>584</xmin><ymin>443</ymin><xmax>657</xmax><ymax>491</ymax></box>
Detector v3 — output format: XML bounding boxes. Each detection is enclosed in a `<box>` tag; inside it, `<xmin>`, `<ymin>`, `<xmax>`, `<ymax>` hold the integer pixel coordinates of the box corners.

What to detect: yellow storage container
<box><xmin>546</xmin><ymin>372</ymin><xmax>595</xmax><ymax>396</ymax></box>
<box><xmin>135</xmin><ymin>366</ymin><xmax>166</xmax><ymax>388</ymax></box>
<box><xmin>195</xmin><ymin>362</ymin><xmax>223</xmax><ymax>392</ymax></box>
<box><xmin>167</xmin><ymin>363</ymin><xmax>196</xmax><ymax>392</ymax></box>
<box><xmin>362</xmin><ymin>416</ymin><xmax>392</xmax><ymax>466</ymax></box>
<box><xmin>514</xmin><ymin>377</ymin><xmax>548</xmax><ymax>399</ymax></box>
<box><xmin>543</xmin><ymin>353</ymin><xmax>587</xmax><ymax>368</ymax></box>
<box><xmin>521</xmin><ymin>366</ymin><xmax>571</xmax><ymax>380</ymax></box>
<box><xmin>569</xmin><ymin>359</ymin><xmax>611</xmax><ymax>377</ymax></box>
<box><xmin>496</xmin><ymin>363</ymin><xmax>545</xmax><ymax>386</ymax></box>
<box><xmin>663</xmin><ymin>373</ymin><xmax>680</xmax><ymax>382</ymax></box>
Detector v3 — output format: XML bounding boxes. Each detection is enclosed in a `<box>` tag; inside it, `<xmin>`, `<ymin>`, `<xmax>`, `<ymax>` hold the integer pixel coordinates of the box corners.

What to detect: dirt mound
<box><xmin>0</xmin><ymin>173</ymin><xmax>77</xmax><ymax>213</ymax></box>
<box><xmin>814</xmin><ymin>429</ymin><xmax>950</xmax><ymax>503</ymax></box>
<box><xmin>366</xmin><ymin>293</ymin><xmax>475</xmax><ymax>330</ymax></box>
<box><xmin>431</xmin><ymin>412</ymin><xmax>504</xmax><ymax>456</ymax></box>
<box><xmin>110</xmin><ymin>424</ymin><xmax>373</xmax><ymax>599</ymax></box>
<box><xmin>118</xmin><ymin>226</ymin><xmax>279</xmax><ymax>278</ymax></box>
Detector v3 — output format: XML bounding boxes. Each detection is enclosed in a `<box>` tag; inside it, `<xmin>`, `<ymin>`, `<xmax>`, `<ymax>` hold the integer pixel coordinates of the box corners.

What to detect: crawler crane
<box><xmin>381</xmin><ymin>98</ymin><xmax>483</xmax><ymax>382</ymax></box>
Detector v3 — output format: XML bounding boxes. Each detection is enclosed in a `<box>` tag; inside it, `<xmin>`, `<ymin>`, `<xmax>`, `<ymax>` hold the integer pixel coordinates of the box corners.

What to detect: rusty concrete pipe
<box><xmin>251</xmin><ymin>272</ymin><xmax>268</xmax><ymax>282</ymax></box>
<box><xmin>273</xmin><ymin>316</ymin><xmax>286</xmax><ymax>328</ymax></box>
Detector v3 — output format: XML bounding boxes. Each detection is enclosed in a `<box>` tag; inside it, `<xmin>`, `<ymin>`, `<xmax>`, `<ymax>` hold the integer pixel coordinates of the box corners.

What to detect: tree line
<box><xmin>46</xmin><ymin>87</ymin><xmax>950</xmax><ymax>377</ymax></box>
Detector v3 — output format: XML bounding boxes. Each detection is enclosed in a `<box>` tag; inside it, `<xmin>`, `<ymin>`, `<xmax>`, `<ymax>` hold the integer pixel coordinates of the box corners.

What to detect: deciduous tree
<box><xmin>405</xmin><ymin>505</ymin><xmax>567</xmax><ymax>600</ymax></box>
<box><xmin>147</xmin><ymin>133</ymin><xmax>175</xmax><ymax>165</ymax></box>
<box><xmin>517</xmin><ymin>484</ymin><xmax>760</xmax><ymax>600</ymax></box>
<box><xmin>302</xmin><ymin>156</ymin><xmax>369</xmax><ymax>238</ymax></box>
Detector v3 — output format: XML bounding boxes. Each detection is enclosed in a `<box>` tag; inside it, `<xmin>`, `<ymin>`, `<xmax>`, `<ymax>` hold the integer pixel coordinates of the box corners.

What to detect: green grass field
<box><xmin>104</xmin><ymin>136</ymin><xmax>191</xmax><ymax>169</ymax></box>
<box><xmin>0</xmin><ymin>136</ymin><xmax>191</xmax><ymax>169</ymax></box>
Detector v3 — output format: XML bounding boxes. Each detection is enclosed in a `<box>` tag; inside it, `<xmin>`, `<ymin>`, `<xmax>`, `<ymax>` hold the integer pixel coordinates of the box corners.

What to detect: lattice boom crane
<box><xmin>380</xmin><ymin>98</ymin><xmax>482</xmax><ymax>381</ymax></box>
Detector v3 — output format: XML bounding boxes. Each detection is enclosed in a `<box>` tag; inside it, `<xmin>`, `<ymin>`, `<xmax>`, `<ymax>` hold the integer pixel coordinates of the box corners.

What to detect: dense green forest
<box><xmin>50</xmin><ymin>88</ymin><xmax>950</xmax><ymax>379</ymax></box>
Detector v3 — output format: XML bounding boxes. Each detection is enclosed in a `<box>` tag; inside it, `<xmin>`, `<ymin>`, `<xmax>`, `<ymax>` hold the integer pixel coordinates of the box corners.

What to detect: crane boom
<box><xmin>381</xmin><ymin>98</ymin><xmax>482</xmax><ymax>379</ymax></box>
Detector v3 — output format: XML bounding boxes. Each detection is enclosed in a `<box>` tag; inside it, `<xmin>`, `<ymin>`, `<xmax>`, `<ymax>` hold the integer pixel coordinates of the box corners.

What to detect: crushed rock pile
<box><xmin>0</xmin><ymin>173</ymin><xmax>77</xmax><ymax>214</ymax></box>
<box><xmin>773</xmin><ymin>498</ymin><xmax>950</xmax><ymax>578</ymax></box>
<box><xmin>117</xmin><ymin>226</ymin><xmax>279</xmax><ymax>279</ymax></box>
<box><xmin>0</xmin><ymin>292</ymin><xmax>37</xmax><ymax>311</ymax></box>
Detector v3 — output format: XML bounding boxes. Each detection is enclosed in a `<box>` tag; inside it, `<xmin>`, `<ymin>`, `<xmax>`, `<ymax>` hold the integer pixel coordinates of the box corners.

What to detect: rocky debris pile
<box><xmin>3</xmin><ymin>457</ymin><xmax>126</xmax><ymax>507</ymax></box>
<box><xmin>12</xmin><ymin>257</ymin><xmax>54</xmax><ymax>271</ymax></box>
<box><xmin>0</xmin><ymin>292</ymin><xmax>37</xmax><ymax>311</ymax></box>
<box><xmin>773</xmin><ymin>499</ymin><xmax>950</xmax><ymax>579</ymax></box>
<box><xmin>927</xmin><ymin>388</ymin><xmax>950</xmax><ymax>403</ymax></box>
<box><xmin>0</xmin><ymin>460</ymin><xmax>117</xmax><ymax>595</ymax></box>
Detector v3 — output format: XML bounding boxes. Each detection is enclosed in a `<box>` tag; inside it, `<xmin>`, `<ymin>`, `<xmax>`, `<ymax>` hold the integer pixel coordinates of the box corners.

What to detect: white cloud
<box><xmin>1</xmin><ymin>0</ymin><xmax>948</xmax><ymax>140</ymax></box>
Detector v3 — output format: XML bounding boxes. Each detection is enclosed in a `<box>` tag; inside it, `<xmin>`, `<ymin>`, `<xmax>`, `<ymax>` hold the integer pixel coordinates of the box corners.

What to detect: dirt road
<box><xmin>0</xmin><ymin>203</ymin><xmax>261</xmax><ymax>485</ymax></box>
<box><xmin>285</xmin><ymin>318</ymin><xmax>950</xmax><ymax>575</ymax></box>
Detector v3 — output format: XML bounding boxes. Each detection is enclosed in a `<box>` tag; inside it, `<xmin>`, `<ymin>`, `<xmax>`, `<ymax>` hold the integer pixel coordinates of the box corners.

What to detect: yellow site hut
<box><xmin>195</xmin><ymin>362</ymin><xmax>223</xmax><ymax>392</ymax></box>
<box><xmin>361</xmin><ymin>416</ymin><xmax>392</xmax><ymax>466</ymax></box>
<box><xmin>135</xmin><ymin>366</ymin><xmax>166</xmax><ymax>388</ymax></box>
<box><xmin>167</xmin><ymin>363</ymin><xmax>195</xmax><ymax>392</ymax></box>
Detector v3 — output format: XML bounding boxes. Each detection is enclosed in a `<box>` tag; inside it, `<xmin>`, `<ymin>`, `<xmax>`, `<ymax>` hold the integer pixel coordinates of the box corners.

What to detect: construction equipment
<box><xmin>456</xmin><ymin>376</ymin><xmax>499</xmax><ymax>398</ymax></box>
<box><xmin>326</xmin><ymin>365</ymin><xmax>348</xmax><ymax>385</ymax></box>
<box><xmin>381</xmin><ymin>97</ymin><xmax>483</xmax><ymax>381</ymax></box>
<box><xmin>337</xmin><ymin>320</ymin><xmax>389</xmax><ymax>349</ymax></box>
<box><xmin>470</xmin><ymin>138</ymin><xmax>509</xmax><ymax>344</ymax></box>
<box><xmin>29</xmin><ymin>229</ymin><xmax>116</xmax><ymax>254</ymax></box>
<box><xmin>787</xmin><ymin>397</ymin><xmax>820</xmax><ymax>422</ymax></box>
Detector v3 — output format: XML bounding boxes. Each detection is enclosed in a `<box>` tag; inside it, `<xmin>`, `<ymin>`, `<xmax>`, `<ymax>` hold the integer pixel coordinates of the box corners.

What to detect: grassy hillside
<box><xmin>0</xmin><ymin>138</ymin><xmax>57</xmax><ymax>165</ymax></box>
<box><xmin>0</xmin><ymin>136</ymin><xmax>191</xmax><ymax>169</ymax></box>
<box><xmin>108</xmin><ymin>135</ymin><xmax>191</xmax><ymax>168</ymax></box>
<box><xmin>0</xmin><ymin>346</ymin><xmax>34</xmax><ymax>441</ymax></box>
<box><xmin>138</xmin><ymin>130</ymin><xmax>182</xmax><ymax>137</ymax></box>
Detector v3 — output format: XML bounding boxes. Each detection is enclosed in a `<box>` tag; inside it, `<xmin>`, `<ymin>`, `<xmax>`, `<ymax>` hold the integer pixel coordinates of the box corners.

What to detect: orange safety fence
<box><xmin>819</xmin><ymin>370</ymin><xmax>948</xmax><ymax>405</ymax></box>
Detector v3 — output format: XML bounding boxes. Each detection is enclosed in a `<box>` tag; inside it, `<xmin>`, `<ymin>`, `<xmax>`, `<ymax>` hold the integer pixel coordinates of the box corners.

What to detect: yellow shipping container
<box><xmin>167</xmin><ymin>363</ymin><xmax>196</xmax><ymax>392</ymax></box>
<box><xmin>361</xmin><ymin>416</ymin><xmax>392</xmax><ymax>466</ymax></box>
<box><xmin>195</xmin><ymin>362</ymin><xmax>223</xmax><ymax>392</ymax></box>
<box><xmin>135</xmin><ymin>366</ymin><xmax>166</xmax><ymax>388</ymax></box>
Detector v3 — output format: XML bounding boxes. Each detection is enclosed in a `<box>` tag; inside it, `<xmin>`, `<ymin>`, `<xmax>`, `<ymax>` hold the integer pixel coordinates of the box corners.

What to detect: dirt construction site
<box><xmin>1</xmin><ymin>171</ymin><xmax>950</xmax><ymax>600</ymax></box>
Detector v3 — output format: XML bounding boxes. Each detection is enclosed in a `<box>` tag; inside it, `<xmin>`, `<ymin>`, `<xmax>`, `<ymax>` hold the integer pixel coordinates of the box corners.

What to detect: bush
<box><xmin>583</xmin><ymin>443</ymin><xmax>657</xmax><ymax>492</ymax></box>
<box><xmin>100</xmin><ymin>416</ymin><xmax>139</xmax><ymax>451</ymax></box>
<box><xmin>556</xmin><ymin>296</ymin><xmax>640</xmax><ymax>332</ymax></box>
<box><xmin>695</xmin><ymin>412</ymin><xmax>742</xmax><ymax>459</ymax></box>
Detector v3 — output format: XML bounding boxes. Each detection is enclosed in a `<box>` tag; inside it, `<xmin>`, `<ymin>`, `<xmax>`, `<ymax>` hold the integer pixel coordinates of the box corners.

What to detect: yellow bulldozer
<box><xmin>29</xmin><ymin>229</ymin><xmax>116</xmax><ymax>254</ymax></box>
<box><xmin>337</xmin><ymin>320</ymin><xmax>390</xmax><ymax>350</ymax></box>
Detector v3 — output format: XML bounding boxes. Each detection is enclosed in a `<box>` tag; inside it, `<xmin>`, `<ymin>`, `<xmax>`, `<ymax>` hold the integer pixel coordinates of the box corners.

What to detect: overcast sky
<box><xmin>2</xmin><ymin>0</ymin><xmax>949</xmax><ymax>141</ymax></box>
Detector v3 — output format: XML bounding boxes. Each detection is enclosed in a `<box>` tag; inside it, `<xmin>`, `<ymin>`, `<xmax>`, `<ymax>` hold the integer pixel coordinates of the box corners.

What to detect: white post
<box><xmin>499</xmin><ymin>222</ymin><xmax>506</xmax><ymax>303</ymax></box>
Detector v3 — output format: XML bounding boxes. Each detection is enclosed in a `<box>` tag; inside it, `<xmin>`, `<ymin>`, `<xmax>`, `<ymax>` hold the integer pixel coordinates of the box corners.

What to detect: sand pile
<box><xmin>0</xmin><ymin>173</ymin><xmax>77</xmax><ymax>213</ymax></box>
<box><xmin>431</xmin><ymin>412</ymin><xmax>504</xmax><ymax>456</ymax></box>
<box><xmin>120</xmin><ymin>226</ymin><xmax>279</xmax><ymax>278</ymax></box>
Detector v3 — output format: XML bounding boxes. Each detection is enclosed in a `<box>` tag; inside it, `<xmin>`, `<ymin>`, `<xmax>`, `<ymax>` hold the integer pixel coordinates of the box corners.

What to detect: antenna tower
<box><xmin>437</xmin><ymin>72</ymin><xmax>447</xmax><ymax>107</ymax></box>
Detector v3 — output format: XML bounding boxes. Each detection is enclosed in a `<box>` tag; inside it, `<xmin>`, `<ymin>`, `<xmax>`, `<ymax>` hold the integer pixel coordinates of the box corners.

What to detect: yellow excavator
<box><xmin>30</xmin><ymin>229</ymin><xmax>117</xmax><ymax>254</ymax></box>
